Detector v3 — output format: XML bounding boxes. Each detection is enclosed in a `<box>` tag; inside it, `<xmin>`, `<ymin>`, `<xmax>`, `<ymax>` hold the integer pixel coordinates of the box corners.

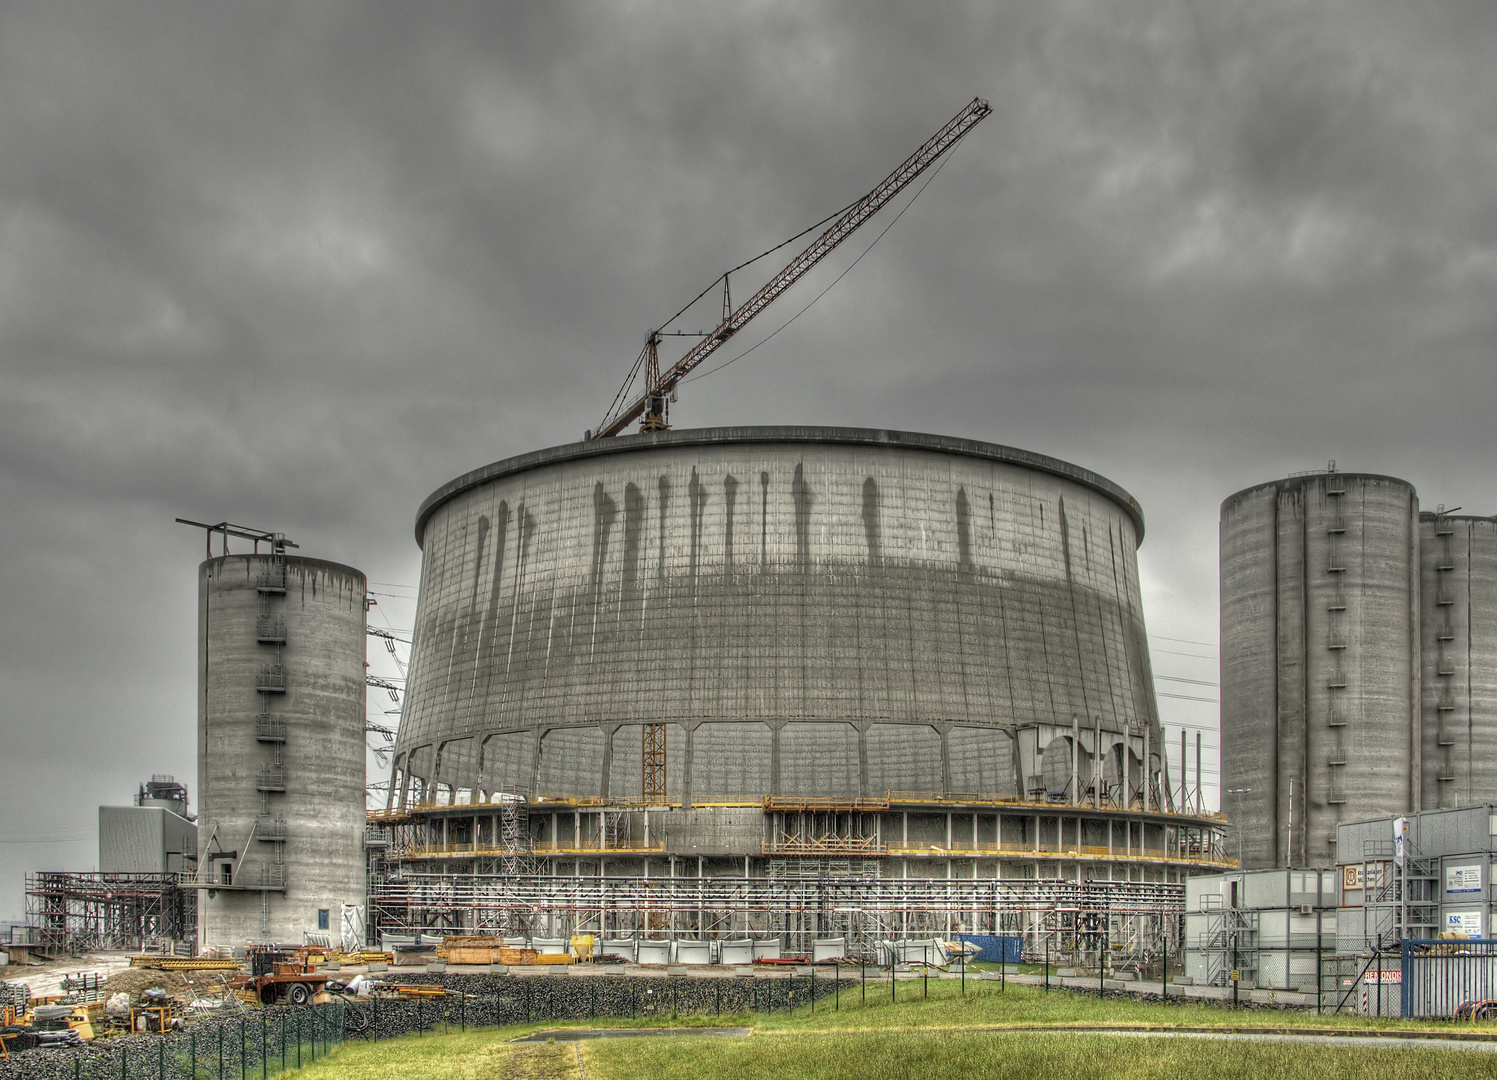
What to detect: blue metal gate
<box><xmin>1400</xmin><ymin>939</ymin><xmax>1497</xmax><ymax>1019</ymax></box>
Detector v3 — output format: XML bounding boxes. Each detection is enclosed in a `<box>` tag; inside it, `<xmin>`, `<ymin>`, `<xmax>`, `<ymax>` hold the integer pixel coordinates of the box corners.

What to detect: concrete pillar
<box><xmin>1071</xmin><ymin>715</ymin><xmax>1080</xmax><ymax>806</ymax></box>
<box><xmin>1144</xmin><ymin>724</ymin><xmax>1152</xmax><ymax>812</ymax></box>
<box><xmin>1094</xmin><ymin>716</ymin><xmax>1102</xmax><ymax>809</ymax></box>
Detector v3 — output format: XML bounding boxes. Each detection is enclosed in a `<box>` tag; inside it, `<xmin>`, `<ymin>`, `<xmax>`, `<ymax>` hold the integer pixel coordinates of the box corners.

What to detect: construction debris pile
<box><xmin>0</xmin><ymin>1004</ymin><xmax>346</xmax><ymax>1080</ymax></box>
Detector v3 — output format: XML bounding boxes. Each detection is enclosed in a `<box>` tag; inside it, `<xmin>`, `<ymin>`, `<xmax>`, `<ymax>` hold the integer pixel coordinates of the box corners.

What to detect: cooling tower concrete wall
<box><xmin>393</xmin><ymin>427</ymin><xmax>1163</xmax><ymax>807</ymax></box>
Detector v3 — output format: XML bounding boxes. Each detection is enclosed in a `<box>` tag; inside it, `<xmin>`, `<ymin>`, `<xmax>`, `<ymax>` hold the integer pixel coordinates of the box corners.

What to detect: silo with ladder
<box><xmin>1419</xmin><ymin>511</ymin><xmax>1497</xmax><ymax>809</ymax></box>
<box><xmin>1220</xmin><ymin>470</ymin><xmax>1420</xmax><ymax>870</ymax></box>
<box><xmin>195</xmin><ymin>541</ymin><xmax>367</xmax><ymax>948</ymax></box>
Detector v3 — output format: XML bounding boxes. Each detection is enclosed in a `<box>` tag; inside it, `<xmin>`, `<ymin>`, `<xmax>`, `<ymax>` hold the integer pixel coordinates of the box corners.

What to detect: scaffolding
<box><xmin>641</xmin><ymin>724</ymin><xmax>667</xmax><ymax>803</ymax></box>
<box><xmin>24</xmin><ymin>872</ymin><xmax>195</xmax><ymax>957</ymax></box>
<box><xmin>366</xmin><ymin>792</ymin><xmax>1227</xmax><ymax>959</ymax></box>
<box><xmin>497</xmin><ymin>795</ymin><xmax>536</xmax><ymax>878</ymax></box>
<box><xmin>366</xmin><ymin>870</ymin><xmax>1182</xmax><ymax>962</ymax></box>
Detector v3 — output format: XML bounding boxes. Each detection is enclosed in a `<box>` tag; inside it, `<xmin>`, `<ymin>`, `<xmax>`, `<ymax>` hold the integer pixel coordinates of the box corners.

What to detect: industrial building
<box><xmin>1221</xmin><ymin>469</ymin><xmax>1497</xmax><ymax>869</ymax></box>
<box><xmin>1183</xmin><ymin>868</ymin><xmax>1338</xmax><ymax>992</ymax></box>
<box><xmin>1418</xmin><ymin>513</ymin><xmax>1497</xmax><ymax>809</ymax></box>
<box><xmin>98</xmin><ymin>776</ymin><xmax>197</xmax><ymax>876</ymax></box>
<box><xmin>186</xmin><ymin>525</ymin><xmax>368</xmax><ymax>949</ymax></box>
<box><xmin>22</xmin><ymin>777</ymin><xmax>197</xmax><ymax>956</ymax></box>
<box><xmin>377</xmin><ymin>426</ymin><xmax>1232</xmax><ymax>958</ymax></box>
<box><xmin>1336</xmin><ymin>804</ymin><xmax>1497</xmax><ymax>948</ymax></box>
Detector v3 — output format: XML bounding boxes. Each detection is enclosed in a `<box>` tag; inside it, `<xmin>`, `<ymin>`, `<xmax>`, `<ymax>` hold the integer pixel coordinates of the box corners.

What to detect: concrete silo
<box><xmin>372</xmin><ymin>428</ymin><xmax>1231</xmax><ymax>956</ymax></box>
<box><xmin>1420</xmin><ymin>512</ymin><xmax>1497</xmax><ymax>808</ymax></box>
<box><xmin>196</xmin><ymin>547</ymin><xmax>367</xmax><ymax>948</ymax></box>
<box><xmin>1220</xmin><ymin>471</ymin><xmax>1421</xmax><ymax>870</ymax></box>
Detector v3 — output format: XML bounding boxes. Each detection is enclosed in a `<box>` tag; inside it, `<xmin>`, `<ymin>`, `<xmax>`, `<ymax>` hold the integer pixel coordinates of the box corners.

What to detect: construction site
<box><xmin>0</xmin><ymin>85</ymin><xmax>1490</xmax><ymax>1047</ymax></box>
<box><xmin>365</xmin><ymin>793</ymin><xmax>1230</xmax><ymax>965</ymax></box>
<box><xmin>0</xmin><ymin>98</ymin><xmax>1247</xmax><ymax>982</ymax></box>
<box><xmin>365</xmin><ymin>102</ymin><xmax>1235</xmax><ymax>967</ymax></box>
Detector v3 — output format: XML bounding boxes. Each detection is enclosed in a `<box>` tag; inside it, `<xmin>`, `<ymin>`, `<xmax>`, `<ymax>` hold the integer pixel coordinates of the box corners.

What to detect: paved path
<box><xmin>517</xmin><ymin>1023</ymin><xmax>1497</xmax><ymax>1052</ymax></box>
<box><xmin>1054</xmin><ymin>1028</ymin><xmax>1497</xmax><ymax>1053</ymax></box>
<box><xmin>514</xmin><ymin>1027</ymin><xmax>752</xmax><ymax>1042</ymax></box>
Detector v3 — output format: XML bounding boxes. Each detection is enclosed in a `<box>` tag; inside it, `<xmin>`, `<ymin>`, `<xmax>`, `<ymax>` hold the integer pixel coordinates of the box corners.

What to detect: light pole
<box><xmin>1223</xmin><ymin>787</ymin><xmax>1251</xmax><ymax>1006</ymax></box>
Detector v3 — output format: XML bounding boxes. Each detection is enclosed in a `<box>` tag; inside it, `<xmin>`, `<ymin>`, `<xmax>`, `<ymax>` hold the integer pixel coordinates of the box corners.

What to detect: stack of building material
<box><xmin>436</xmin><ymin>936</ymin><xmax>506</xmax><ymax>964</ymax></box>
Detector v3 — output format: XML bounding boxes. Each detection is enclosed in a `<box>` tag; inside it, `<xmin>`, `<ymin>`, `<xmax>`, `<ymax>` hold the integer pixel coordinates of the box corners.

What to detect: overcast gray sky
<box><xmin>2</xmin><ymin>2</ymin><xmax>1493</xmax><ymax>920</ymax></box>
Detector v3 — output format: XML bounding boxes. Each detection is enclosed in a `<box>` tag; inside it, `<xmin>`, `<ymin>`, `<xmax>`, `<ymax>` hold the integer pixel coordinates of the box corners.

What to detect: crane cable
<box><xmin>597</xmin><ymin>197</ymin><xmax>863</xmax><ymax>431</ymax></box>
<box><xmin>682</xmin><ymin>142</ymin><xmax>964</xmax><ymax>386</ymax></box>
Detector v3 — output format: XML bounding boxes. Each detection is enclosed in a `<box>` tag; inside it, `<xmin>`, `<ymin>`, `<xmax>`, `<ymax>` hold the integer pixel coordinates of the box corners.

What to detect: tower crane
<box><xmin>590</xmin><ymin>97</ymin><xmax>991</xmax><ymax>440</ymax></box>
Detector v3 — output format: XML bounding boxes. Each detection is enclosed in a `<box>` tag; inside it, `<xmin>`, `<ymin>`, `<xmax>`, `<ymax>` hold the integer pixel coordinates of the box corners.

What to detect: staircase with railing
<box><xmin>1361</xmin><ymin>837</ymin><xmax>1439</xmax><ymax>946</ymax></box>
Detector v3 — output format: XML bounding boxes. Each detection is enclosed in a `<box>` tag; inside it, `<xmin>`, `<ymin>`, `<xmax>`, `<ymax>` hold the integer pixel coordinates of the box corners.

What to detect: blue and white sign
<box><xmin>1447</xmin><ymin>910</ymin><xmax>1483</xmax><ymax>935</ymax></box>
<box><xmin>1446</xmin><ymin>864</ymin><xmax>1483</xmax><ymax>895</ymax></box>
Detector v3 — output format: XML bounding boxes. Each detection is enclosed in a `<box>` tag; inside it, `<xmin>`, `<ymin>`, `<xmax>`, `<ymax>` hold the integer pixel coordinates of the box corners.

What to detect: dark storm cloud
<box><xmin>2</xmin><ymin>1</ymin><xmax>1494</xmax><ymax>912</ymax></box>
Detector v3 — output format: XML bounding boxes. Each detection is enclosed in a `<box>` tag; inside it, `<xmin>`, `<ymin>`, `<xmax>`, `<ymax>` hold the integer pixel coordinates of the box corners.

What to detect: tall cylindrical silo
<box><xmin>1420</xmin><ymin>513</ymin><xmax>1497</xmax><ymax>808</ymax></box>
<box><xmin>1220</xmin><ymin>471</ymin><xmax>1420</xmax><ymax>869</ymax></box>
<box><xmin>197</xmin><ymin>552</ymin><xmax>367</xmax><ymax>948</ymax></box>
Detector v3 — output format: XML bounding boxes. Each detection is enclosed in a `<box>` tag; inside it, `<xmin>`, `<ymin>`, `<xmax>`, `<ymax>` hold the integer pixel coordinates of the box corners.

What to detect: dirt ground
<box><xmin>1</xmin><ymin>952</ymin><xmax>241</xmax><ymax>999</ymax></box>
<box><xmin>0</xmin><ymin>951</ymin><xmax>136</xmax><ymax>996</ymax></box>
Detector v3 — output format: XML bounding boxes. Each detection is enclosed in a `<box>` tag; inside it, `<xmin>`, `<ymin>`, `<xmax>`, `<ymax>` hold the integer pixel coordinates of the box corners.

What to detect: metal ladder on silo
<box><xmin>254</xmin><ymin>541</ymin><xmax>290</xmax><ymax>934</ymax></box>
<box><xmin>1432</xmin><ymin>510</ymin><xmax>1458</xmax><ymax>802</ymax></box>
<box><xmin>1324</xmin><ymin>465</ymin><xmax>1349</xmax><ymax>809</ymax></box>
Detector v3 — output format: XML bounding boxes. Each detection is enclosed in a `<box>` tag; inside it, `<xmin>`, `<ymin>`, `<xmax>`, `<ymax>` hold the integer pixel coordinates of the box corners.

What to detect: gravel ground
<box><xmin>344</xmin><ymin>971</ymin><xmax>836</xmax><ymax>1038</ymax></box>
<box><xmin>0</xmin><ymin>972</ymin><xmax>834</xmax><ymax>1080</ymax></box>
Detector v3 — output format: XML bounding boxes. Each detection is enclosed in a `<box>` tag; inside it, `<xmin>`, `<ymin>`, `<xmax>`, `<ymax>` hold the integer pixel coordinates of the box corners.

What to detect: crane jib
<box><xmin>592</xmin><ymin>97</ymin><xmax>992</xmax><ymax>440</ymax></box>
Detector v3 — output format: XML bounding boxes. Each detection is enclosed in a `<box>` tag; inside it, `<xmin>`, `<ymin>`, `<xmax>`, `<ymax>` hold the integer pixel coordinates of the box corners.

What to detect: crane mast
<box><xmin>591</xmin><ymin>97</ymin><xmax>992</xmax><ymax>440</ymax></box>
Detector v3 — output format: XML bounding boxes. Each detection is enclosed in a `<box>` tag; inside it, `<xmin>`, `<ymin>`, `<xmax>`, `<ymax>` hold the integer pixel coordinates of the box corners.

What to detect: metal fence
<box><xmin>341</xmin><ymin>973</ymin><xmax>836</xmax><ymax>1039</ymax></box>
<box><xmin>0</xmin><ymin>1004</ymin><xmax>345</xmax><ymax>1080</ymax></box>
<box><xmin>0</xmin><ymin>974</ymin><xmax>851</xmax><ymax>1080</ymax></box>
<box><xmin>1401</xmin><ymin>939</ymin><xmax>1497</xmax><ymax>1019</ymax></box>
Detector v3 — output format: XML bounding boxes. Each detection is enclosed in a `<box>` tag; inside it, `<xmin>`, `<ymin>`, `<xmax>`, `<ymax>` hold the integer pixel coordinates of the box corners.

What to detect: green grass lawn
<box><xmin>291</xmin><ymin>980</ymin><xmax>1497</xmax><ymax>1080</ymax></box>
<box><xmin>294</xmin><ymin>1025</ymin><xmax>1497</xmax><ymax>1080</ymax></box>
<box><xmin>585</xmin><ymin>1031</ymin><xmax>1495</xmax><ymax>1080</ymax></box>
<box><xmin>659</xmin><ymin>973</ymin><xmax>1456</xmax><ymax>1032</ymax></box>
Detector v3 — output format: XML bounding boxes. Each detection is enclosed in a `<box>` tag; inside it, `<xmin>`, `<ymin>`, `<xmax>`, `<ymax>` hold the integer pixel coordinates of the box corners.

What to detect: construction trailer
<box><xmin>1337</xmin><ymin>805</ymin><xmax>1497</xmax><ymax>950</ymax></box>
<box><xmin>1183</xmin><ymin>868</ymin><xmax>1338</xmax><ymax>992</ymax></box>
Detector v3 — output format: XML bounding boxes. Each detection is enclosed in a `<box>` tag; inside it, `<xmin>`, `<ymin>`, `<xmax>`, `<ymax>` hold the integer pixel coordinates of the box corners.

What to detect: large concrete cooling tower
<box><xmin>372</xmin><ymin>428</ymin><xmax>1232</xmax><ymax>955</ymax></box>
<box><xmin>392</xmin><ymin>427</ymin><xmax>1167</xmax><ymax>811</ymax></box>
<box><xmin>1220</xmin><ymin>471</ymin><xmax>1421</xmax><ymax>870</ymax></box>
